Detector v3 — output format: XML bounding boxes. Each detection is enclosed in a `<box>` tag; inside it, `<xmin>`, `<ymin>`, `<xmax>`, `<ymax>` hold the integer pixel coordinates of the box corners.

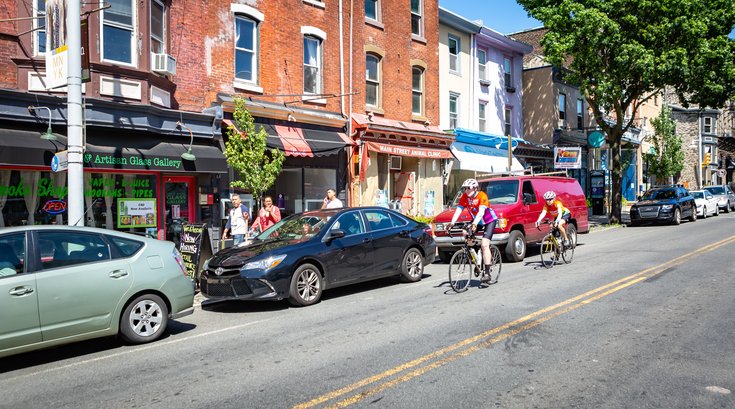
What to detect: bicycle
<box><xmin>537</xmin><ymin>219</ymin><xmax>574</xmax><ymax>268</ymax></box>
<box><xmin>447</xmin><ymin>223</ymin><xmax>502</xmax><ymax>292</ymax></box>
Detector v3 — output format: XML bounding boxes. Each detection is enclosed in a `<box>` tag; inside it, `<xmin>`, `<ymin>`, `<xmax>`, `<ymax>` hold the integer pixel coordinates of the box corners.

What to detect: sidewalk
<box><xmin>588</xmin><ymin>204</ymin><xmax>632</xmax><ymax>231</ymax></box>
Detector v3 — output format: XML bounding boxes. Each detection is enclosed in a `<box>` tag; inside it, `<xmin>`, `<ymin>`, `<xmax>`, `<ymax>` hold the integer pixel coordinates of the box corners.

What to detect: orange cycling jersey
<box><xmin>458</xmin><ymin>191</ymin><xmax>497</xmax><ymax>225</ymax></box>
<box><xmin>543</xmin><ymin>199</ymin><xmax>570</xmax><ymax>217</ymax></box>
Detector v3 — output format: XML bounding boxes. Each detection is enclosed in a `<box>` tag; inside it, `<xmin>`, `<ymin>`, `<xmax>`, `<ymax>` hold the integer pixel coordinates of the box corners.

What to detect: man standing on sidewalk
<box><xmin>322</xmin><ymin>188</ymin><xmax>344</xmax><ymax>209</ymax></box>
<box><xmin>222</xmin><ymin>194</ymin><xmax>249</xmax><ymax>245</ymax></box>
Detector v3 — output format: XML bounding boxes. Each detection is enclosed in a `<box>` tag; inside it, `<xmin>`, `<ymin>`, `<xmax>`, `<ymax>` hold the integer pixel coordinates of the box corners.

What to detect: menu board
<box><xmin>118</xmin><ymin>198</ymin><xmax>157</xmax><ymax>228</ymax></box>
<box><xmin>179</xmin><ymin>223</ymin><xmax>208</xmax><ymax>281</ymax></box>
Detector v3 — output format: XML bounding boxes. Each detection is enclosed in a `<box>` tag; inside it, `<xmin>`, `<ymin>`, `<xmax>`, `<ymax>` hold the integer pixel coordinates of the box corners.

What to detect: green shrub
<box><xmin>409</xmin><ymin>215</ymin><xmax>434</xmax><ymax>225</ymax></box>
<box><xmin>586</xmin><ymin>198</ymin><xmax>592</xmax><ymax>208</ymax></box>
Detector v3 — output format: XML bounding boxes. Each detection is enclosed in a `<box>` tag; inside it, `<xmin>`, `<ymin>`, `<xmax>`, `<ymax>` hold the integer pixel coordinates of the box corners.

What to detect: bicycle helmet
<box><xmin>543</xmin><ymin>191</ymin><xmax>556</xmax><ymax>200</ymax></box>
<box><xmin>461</xmin><ymin>178</ymin><xmax>479</xmax><ymax>190</ymax></box>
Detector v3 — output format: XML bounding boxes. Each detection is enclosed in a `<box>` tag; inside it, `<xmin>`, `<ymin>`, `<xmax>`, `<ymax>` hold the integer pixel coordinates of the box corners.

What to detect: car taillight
<box><xmin>424</xmin><ymin>226</ymin><xmax>433</xmax><ymax>236</ymax></box>
<box><xmin>172</xmin><ymin>248</ymin><xmax>188</xmax><ymax>276</ymax></box>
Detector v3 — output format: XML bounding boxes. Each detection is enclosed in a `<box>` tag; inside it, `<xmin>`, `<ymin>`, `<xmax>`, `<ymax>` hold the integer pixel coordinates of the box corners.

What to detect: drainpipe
<box><xmin>698</xmin><ymin>111</ymin><xmax>702</xmax><ymax>189</ymax></box>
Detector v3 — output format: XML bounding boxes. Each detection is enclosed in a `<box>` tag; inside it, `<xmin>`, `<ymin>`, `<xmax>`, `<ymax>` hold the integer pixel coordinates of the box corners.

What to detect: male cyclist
<box><xmin>535</xmin><ymin>191</ymin><xmax>571</xmax><ymax>247</ymax></box>
<box><xmin>448</xmin><ymin>178</ymin><xmax>498</xmax><ymax>282</ymax></box>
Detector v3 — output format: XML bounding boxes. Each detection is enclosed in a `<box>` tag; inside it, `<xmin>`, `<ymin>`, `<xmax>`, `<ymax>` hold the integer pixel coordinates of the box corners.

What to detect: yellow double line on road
<box><xmin>294</xmin><ymin>234</ymin><xmax>735</xmax><ymax>409</ymax></box>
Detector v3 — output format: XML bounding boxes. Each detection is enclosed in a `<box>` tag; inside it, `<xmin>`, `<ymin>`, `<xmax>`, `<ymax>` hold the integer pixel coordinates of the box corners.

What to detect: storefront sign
<box><xmin>45</xmin><ymin>0</ymin><xmax>68</xmax><ymax>89</ymax></box>
<box><xmin>83</xmin><ymin>153</ymin><xmax>183</xmax><ymax>170</ymax></box>
<box><xmin>118</xmin><ymin>198</ymin><xmax>157</xmax><ymax>228</ymax></box>
<box><xmin>51</xmin><ymin>150</ymin><xmax>68</xmax><ymax>172</ymax></box>
<box><xmin>179</xmin><ymin>223</ymin><xmax>207</xmax><ymax>280</ymax></box>
<box><xmin>42</xmin><ymin>200</ymin><xmax>67</xmax><ymax>215</ymax></box>
<box><xmin>554</xmin><ymin>147</ymin><xmax>582</xmax><ymax>169</ymax></box>
<box><xmin>365</xmin><ymin>141</ymin><xmax>454</xmax><ymax>159</ymax></box>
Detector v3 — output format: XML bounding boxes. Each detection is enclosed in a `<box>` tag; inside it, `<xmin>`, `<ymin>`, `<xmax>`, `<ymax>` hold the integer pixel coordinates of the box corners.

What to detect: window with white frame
<box><xmin>449</xmin><ymin>93</ymin><xmax>459</xmax><ymax>129</ymax></box>
<box><xmin>703</xmin><ymin>116</ymin><xmax>715</xmax><ymax>134</ymax></box>
<box><xmin>577</xmin><ymin>99</ymin><xmax>584</xmax><ymax>129</ymax></box>
<box><xmin>34</xmin><ymin>0</ymin><xmax>46</xmax><ymax>55</ymax></box>
<box><xmin>504</xmin><ymin>107</ymin><xmax>512</xmax><ymax>136</ymax></box>
<box><xmin>478</xmin><ymin>102</ymin><xmax>487</xmax><ymax>132</ymax></box>
<box><xmin>303</xmin><ymin>36</ymin><xmax>322</xmax><ymax>94</ymax></box>
<box><xmin>503</xmin><ymin>56</ymin><xmax>512</xmax><ymax>87</ymax></box>
<box><xmin>102</xmin><ymin>0</ymin><xmax>136</xmax><ymax>65</ymax></box>
<box><xmin>448</xmin><ymin>35</ymin><xmax>460</xmax><ymax>73</ymax></box>
<box><xmin>150</xmin><ymin>0</ymin><xmax>165</xmax><ymax>54</ymax></box>
<box><xmin>559</xmin><ymin>93</ymin><xmax>567</xmax><ymax>121</ymax></box>
<box><xmin>235</xmin><ymin>15</ymin><xmax>258</xmax><ymax>83</ymax></box>
<box><xmin>366</xmin><ymin>54</ymin><xmax>380</xmax><ymax>108</ymax></box>
<box><xmin>477</xmin><ymin>49</ymin><xmax>487</xmax><ymax>81</ymax></box>
<box><xmin>365</xmin><ymin>0</ymin><xmax>379</xmax><ymax>21</ymax></box>
<box><xmin>410</xmin><ymin>0</ymin><xmax>422</xmax><ymax>36</ymax></box>
<box><xmin>412</xmin><ymin>67</ymin><xmax>424</xmax><ymax>115</ymax></box>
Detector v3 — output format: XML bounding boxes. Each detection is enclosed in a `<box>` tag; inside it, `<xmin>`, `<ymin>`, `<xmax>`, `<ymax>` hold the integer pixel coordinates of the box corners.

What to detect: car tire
<box><xmin>504</xmin><ymin>230</ymin><xmax>526</xmax><ymax>262</ymax></box>
<box><xmin>672</xmin><ymin>208</ymin><xmax>681</xmax><ymax>225</ymax></box>
<box><xmin>288</xmin><ymin>263</ymin><xmax>323</xmax><ymax>307</ymax></box>
<box><xmin>119</xmin><ymin>294</ymin><xmax>168</xmax><ymax>344</ymax></box>
<box><xmin>399</xmin><ymin>248</ymin><xmax>424</xmax><ymax>283</ymax></box>
<box><xmin>630</xmin><ymin>220</ymin><xmax>640</xmax><ymax>227</ymax></box>
<box><xmin>725</xmin><ymin>202</ymin><xmax>730</xmax><ymax>213</ymax></box>
<box><xmin>438</xmin><ymin>250</ymin><xmax>453</xmax><ymax>264</ymax></box>
<box><xmin>715</xmin><ymin>206</ymin><xmax>720</xmax><ymax>216</ymax></box>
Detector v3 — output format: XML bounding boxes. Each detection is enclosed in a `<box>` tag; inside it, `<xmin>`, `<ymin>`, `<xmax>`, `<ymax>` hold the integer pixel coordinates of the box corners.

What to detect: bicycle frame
<box><xmin>447</xmin><ymin>224</ymin><xmax>502</xmax><ymax>292</ymax></box>
<box><xmin>538</xmin><ymin>219</ymin><xmax>574</xmax><ymax>267</ymax></box>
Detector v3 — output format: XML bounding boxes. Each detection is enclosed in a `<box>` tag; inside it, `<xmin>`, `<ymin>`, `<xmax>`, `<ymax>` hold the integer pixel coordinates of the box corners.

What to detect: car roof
<box><xmin>0</xmin><ymin>225</ymin><xmax>156</xmax><ymax>242</ymax></box>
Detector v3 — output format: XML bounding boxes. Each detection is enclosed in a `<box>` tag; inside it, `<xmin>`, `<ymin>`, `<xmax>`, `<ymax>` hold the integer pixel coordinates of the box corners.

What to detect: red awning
<box><xmin>364</xmin><ymin>141</ymin><xmax>454</xmax><ymax>159</ymax></box>
<box><xmin>223</xmin><ymin>119</ymin><xmax>352</xmax><ymax>157</ymax></box>
<box><xmin>274</xmin><ymin>125</ymin><xmax>313</xmax><ymax>157</ymax></box>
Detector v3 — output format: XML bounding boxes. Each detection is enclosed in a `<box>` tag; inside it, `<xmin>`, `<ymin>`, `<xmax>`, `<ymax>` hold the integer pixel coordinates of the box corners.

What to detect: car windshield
<box><xmin>255</xmin><ymin>212</ymin><xmax>331</xmax><ymax>241</ymax></box>
<box><xmin>641</xmin><ymin>189</ymin><xmax>676</xmax><ymax>200</ymax></box>
<box><xmin>691</xmin><ymin>191</ymin><xmax>704</xmax><ymax>199</ymax></box>
<box><xmin>705</xmin><ymin>186</ymin><xmax>725</xmax><ymax>195</ymax></box>
<box><xmin>450</xmin><ymin>180</ymin><xmax>520</xmax><ymax>206</ymax></box>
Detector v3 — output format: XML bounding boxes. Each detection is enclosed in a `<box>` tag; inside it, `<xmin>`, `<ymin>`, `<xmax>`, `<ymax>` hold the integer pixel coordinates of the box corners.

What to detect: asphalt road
<box><xmin>2</xmin><ymin>214</ymin><xmax>734</xmax><ymax>409</ymax></box>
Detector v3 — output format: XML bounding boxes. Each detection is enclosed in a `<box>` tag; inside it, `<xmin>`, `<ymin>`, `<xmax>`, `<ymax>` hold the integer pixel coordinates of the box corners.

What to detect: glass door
<box><xmin>164</xmin><ymin>176</ymin><xmax>196</xmax><ymax>243</ymax></box>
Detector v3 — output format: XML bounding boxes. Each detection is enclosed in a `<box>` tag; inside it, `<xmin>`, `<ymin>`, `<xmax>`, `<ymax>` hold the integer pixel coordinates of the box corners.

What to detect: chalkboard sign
<box><xmin>179</xmin><ymin>223</ymin><xmax>209</xmax><ymax>282</ymax></box>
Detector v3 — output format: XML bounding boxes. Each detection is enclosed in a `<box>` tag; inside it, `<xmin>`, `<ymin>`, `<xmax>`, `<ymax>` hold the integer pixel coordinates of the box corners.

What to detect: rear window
<box><xmin>705</xmin><ymin>186</ymin><xmax>725</xmax><ymax>195</ymax></box>
<box><xmin>107</xmin><ymin>235</ymin><xmax>145</xmax><ymax>257</ymax></box>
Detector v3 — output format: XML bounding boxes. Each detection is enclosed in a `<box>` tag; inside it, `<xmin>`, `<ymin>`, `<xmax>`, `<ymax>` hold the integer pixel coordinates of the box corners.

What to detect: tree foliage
<box><xmin>223</xmin><ymin>98</ymin><xmax>285</xmax><ymax>204</ymax></box>
<box><xmin>647</xmin><ymin>106</ymin><xmax>684</xmax><ymax>182</ymax></box>
<box><xmin>517</xmin><ymin>0</ymin><xmax>735</xmax><ymax>223</ymax></box>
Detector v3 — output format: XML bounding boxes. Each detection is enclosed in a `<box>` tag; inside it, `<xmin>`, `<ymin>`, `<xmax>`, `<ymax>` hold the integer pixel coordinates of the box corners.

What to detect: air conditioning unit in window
<box><xmin>151</xmin><ymin>53</ymin><xmax>176</xmax><ymax>76</ymax></box>
<box><xmin>557</xmin><ymin>119</ymin><xmax>567</xmax><ymax>130</ymax></box>
<box><xmin>389</xmin><ymin>155</ymin><xmax>402</xmax><ymax>171</ymax></box>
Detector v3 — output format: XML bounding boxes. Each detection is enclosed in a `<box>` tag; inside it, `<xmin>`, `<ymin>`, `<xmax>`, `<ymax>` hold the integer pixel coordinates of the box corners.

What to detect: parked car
<box><xmin>629</xmin><ymin>185</ymin><xmax>696</xmax><ymax>226</ymax></box>
<box><xmin>432</xmin><ymin>175</ymin><xmax>589</xmax><ymax>263</ymax></box>
<box><xmin>199</xmin><ymin>207</ymin><xmax>435</xmax><ymax>307</ymax></box>
<box><xmin>690</xmin><ymin>190</ymin><xmax>719</xmax><ymax>218</ymax></box>
<box><xmin>703</xmin><ymin>185</ymin><xmax>735</xmax><ymax>213</ymax></box>
<box><xmin>0</xmin><ymin>226</ymin><xmax>194</xmax><ymax>358</ymax></box>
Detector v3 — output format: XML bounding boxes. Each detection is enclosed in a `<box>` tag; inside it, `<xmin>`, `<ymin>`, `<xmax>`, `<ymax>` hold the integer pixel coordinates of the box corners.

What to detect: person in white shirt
<box><xmin>222</xmin><ymin>194</ymin><xmax>249</xmax><ymax>245</ymax></box>
<box><xmin>322</xmin><ymin>188</ymin><xmax>344</xmax><ymax>209</ymax></box>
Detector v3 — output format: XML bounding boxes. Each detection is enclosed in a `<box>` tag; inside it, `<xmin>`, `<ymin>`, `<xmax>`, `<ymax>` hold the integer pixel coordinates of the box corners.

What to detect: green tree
<box><xmin>647</xmin><ymin>106</ymin><xmax>684</xmax><ymax>184</ymax></box>
<box><xmin>223</xmin><ymin>98</ymin><xmax>285</xmax><ymax>205</ymax></box>
<box><xmin>517</xmin><ymin>0</ymin><xmax>735</xmax><ymax>223</ymax></box>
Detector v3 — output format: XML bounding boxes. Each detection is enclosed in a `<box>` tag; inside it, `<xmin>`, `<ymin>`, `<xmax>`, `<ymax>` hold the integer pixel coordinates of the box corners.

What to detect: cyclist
<box><xmin>535</xmin><ymin>191</ymin><xmax>571</xmax><ymax>247</ymax></box>
<box><xmin>447</xmin><ymin>178</ymin><xmax>499</xmax><ymax>282</ymax></box>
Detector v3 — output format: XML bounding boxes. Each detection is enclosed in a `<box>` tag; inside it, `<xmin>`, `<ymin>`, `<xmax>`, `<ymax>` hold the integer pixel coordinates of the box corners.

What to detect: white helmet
<box><xmin>461</xmin><ymin>178</ymin><xmax>479</xmax><ymax>189</ymax></box>
<box><xmin>543</xmin><ymin>191</ymin><xmax>556</xmax><ymax>200</ymax></box>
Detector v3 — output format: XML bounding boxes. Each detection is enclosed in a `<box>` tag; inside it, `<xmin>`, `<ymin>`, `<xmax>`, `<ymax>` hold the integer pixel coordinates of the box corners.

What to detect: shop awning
<box><xmin>0</xmin><ymin>128</ymin><xmax>229</xmax><ymax>173</ymax></box>
<box><xmin>224</xmin><ymin>118</ymin><xmax>353</xmax><ymax>157</ymax></box>
<box><xmin>450</xmin><ymin>142</ymin><xmax>525</xmax><ymax>173</ymax></box>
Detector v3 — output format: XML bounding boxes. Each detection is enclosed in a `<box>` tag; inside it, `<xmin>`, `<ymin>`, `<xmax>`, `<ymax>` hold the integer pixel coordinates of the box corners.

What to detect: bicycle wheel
<box><xmin>539</xmin><ymin>234</ymin><xmax>557</xmax><ymax>268</ymax></box>
<box><xmin>448</xmin><ymin>249</ymin><xmax>473</xmax><ymax>292</ymax></box>
<box><xmin>561</xmin><ymin>237</ymin><xmax>575</xmax><ymax>264</ymax></box>
<box><xmin>486</xmin><ymin>245</ymin><xmax>502</xmax><ymax>283</ymax></box>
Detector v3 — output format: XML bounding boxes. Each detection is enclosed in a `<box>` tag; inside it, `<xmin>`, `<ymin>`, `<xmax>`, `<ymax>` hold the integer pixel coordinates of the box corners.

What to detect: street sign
<box><xmin>50</xmin><ymin>150</ymin><xmax>69</xmax><ymax>172</ymax></box>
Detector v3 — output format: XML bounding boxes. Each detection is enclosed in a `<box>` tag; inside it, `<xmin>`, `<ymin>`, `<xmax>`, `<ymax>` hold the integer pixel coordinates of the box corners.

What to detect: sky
<box><xmin>438</xmin><ymin>0</ymin><xmax>735</xmax><ymax>37</ymax></box>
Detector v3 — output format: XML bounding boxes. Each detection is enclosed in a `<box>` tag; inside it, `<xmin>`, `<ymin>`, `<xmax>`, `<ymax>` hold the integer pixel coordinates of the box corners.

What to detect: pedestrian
<box><xmin>321</xmin><ymin>188</ymin><xmax>344</xmax><ymax>209</ymax></box>
<box><xmin>222</xmin><ymin>194</ymin><xmax>249</xmax><ymax>246</ymax></box>
<box><xmin>251</xmin><ymin>195</ymin><xmax>282</xmax><ymax>233</ymax></box>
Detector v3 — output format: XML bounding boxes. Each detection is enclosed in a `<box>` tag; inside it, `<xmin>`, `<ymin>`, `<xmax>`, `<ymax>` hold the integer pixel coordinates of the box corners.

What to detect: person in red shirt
<box><xmin>251</xmin><ymin>195</ymin><xmax>282</xmax><ymax>234</ymax></box>
<box><xmin>448</xmin><ymin>178</ymin><xmax>499</xmax><ymax>282</ymax></box>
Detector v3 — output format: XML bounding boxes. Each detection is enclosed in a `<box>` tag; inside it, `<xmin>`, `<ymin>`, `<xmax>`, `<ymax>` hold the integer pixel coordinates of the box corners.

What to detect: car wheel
<box><xmin>715</xmin><ymin>206</ymin><xmax>720</xmax><ymax>216</ymax></box>
<box><xmin>689</xmin><ymin>209</ymin><xmax>697</xmax><ymax>221</ymax></box>
<box><xmin>504</xmin><ymin>230</ymin><xmax>526</xmax><ymax>262</ymax></box>
<box><xmin>119</xmin><ymin>294</ymin><xmax>168</xmax><ymax>344</ymax></box>
<box><xmin>725</xmin><ymin>202</ymin><xmax>730</xmax><ymax>213</ymax></box>
<box><xmin>438</xmin><ymin>250</ymin><xmax>453</xmax><ymax>264</ymax></box>
<box><xmin>400</xmin><ymin>248</ymin><xmax>424</xmax><ymax>283</ymax></box>
<box><xmin>672</xmin><ymin>208</ymin><xmax>681</xmax><ymax>225</ymax></box>
<box><xmin>288</xmin><ymin>263</ymin><xmax>323</xmax><ymax>307</ymax></box>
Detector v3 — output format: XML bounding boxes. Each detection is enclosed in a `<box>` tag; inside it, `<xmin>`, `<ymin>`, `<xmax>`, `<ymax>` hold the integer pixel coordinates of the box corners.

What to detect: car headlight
<box><xmin>434</xmin><ymin>223</ymin><xmax>445</xmax><ymax>231</ymax></box>
<box><xmin>244</xmin><ymin>254</ymin><xmax>288</xmax><ymax>271</ymax></box>
<box><xmin>661</xmin><ymin>205</ymin><xmax>673</xmax><ymax>210</ymax></box>
<box><xmin>203</xmin><ymin>257</ymin><xmax>210</xmax><ymax>271</ymax></box>
<box><xmin>496</xmin><ymin>218</ymin><xmax>508</xmax><ymax>229</ymax></box>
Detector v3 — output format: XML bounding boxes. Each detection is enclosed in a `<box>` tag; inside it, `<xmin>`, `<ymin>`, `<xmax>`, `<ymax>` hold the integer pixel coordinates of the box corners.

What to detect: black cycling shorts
<box><xmin>479</xmin><ymin>220</ymin><xmax>497</xmax><ymax>240</ymax></box>
<box><xmin>559</xmin><ymin>212</ymin><xmax>571</xmax><ymax>222</ymax></box>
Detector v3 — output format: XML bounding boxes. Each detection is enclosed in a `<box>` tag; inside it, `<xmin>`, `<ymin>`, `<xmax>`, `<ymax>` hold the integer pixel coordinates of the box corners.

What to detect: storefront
<box><xmin>351</xmin><ymin>114</ymin><xmax>454</xmax><ymax>216</ymax></box>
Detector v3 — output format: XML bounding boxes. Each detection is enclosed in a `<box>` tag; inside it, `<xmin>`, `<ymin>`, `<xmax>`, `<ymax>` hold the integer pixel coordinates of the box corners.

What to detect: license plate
<box><xmin>641</xmin><ymin>207</ymin><xmax>655</xmax><ymax>212</ymax></box>
<box><xmin>207</xmin><ymin>278</ymin><xmax>229</xmax><ymax>285</ymax></box>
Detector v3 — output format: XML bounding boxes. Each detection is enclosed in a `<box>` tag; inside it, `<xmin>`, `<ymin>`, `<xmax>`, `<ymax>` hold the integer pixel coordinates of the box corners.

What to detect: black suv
<box><xmin>630</xmin><ymin>185</ymin><xmax>696</xmax><ymax>226</ymax></box>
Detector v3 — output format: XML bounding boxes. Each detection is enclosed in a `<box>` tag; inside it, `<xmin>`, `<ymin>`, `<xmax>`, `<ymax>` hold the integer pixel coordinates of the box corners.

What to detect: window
<box><xmin>477</xmin><ymin>49</ymin><xmax>487</xmax><ymax>81</ymax></box>
<box><xmin>0</xmin><ymin>233</ymin><xmax>25</xmax><ymax>277</ymax></box>
<box><xmin>448</xmin><ymin>35</ymin><xmax>460</xmax><ymax>73</ymax></box>
<box><xmin>331</xmin><ymin>212</ymin><xmax>365</xmax><ymax>236</ymax></box>
<box><xmin>107</xmin><ymin>235</ymin><xmax>144</xmax><ymax>258</ymax></box>
<box><xmin>364</xmin><ymin>210</ymin><xmax>397</xmax><ymax>231</ymax></box>
<box><xmin>304</xmin><ymin>36</ymin><xmax>322</xmax><ymax>94</ymax></box>
<box><xmin>366</xmin><ymin>54</ymin><xmax>380</xmax><ymax>107</ymax></box>
<box><xmin>410</xmin><ymin>0</ymin><xmax>422</xmax><ymax>36</ymax></box>
<box><xmin>150</xmin><ymin>0</ymin><xmax>165</xmax><ymax>54</ymax></box>
<box><xmin>449</xmin><ymin>93</ymin><xmax>459</xmax><ymax>129</ymax></box>
<box><xmin>559</xmin><ymin>93</ymin><xmax>567</xmax><ymax>121</ymax></box>
<box><xmin>577</xmin><ymin>99</ymin><xmax>584</xmax><ymax>129</ymax></box>
<box><xmin>503</xmin><ymin>57</ymin><xmax>512</xmax><ymax>87</ymax></box>
<box><xmin>412</xmin><ymin>67</ymin><xmax>424</xmax><ymax>115</ymax></box>
<box><xmin>39</xmin><ymin>231</ymin><xmax>111</xmax><ymax>270</ymax></box>
<box><xmin>102</xmin><ymin>0</ymin><xmax>136</xmax><ymax>64</ymax></box>
<box><xmin>703</xmin><ymin>116</ymin><xmax>715</xmax><ymax>134</ymax></box>
<box><xmin>34</xmin><ymin>0</ymin><xmax>46</xmax><ymax>55</ymax></box>
<box><xmin>504</xmin><ymin>107</ymin><xmax>512</xmax><ymax>136</ymax></box>
<box><xmin>522</xmin><ymin>181</ymin><xmax>537</xmax><ymax>204</ymax></box>
<box><xmin>365</xmin><ymin>0</ymin><xmax>379</xmax><ymax>21</ymax></box>
<box><xmin>478</xmin><ymin>102</ymin><xmax>487</xmax><ymax>132</ymax></box>
<box><xmin>235</xmin><ymin>16</ymin><xmax>258</xmax><ymax>82</ymax></box>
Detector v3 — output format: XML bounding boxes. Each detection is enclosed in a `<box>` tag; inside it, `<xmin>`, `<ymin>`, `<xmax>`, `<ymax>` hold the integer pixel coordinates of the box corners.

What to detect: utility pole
<box><xmin>67</xmin><ymin>0</ymin><xmax>84</xmax><ymax>226</ymax></box>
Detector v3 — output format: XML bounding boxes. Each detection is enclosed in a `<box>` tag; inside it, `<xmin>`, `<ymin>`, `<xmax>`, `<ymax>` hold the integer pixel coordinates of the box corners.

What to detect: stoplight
<box><xmin>703</xmin><ymin>152</ymin><xmax>711</xmax><ymax>166</ymax></box>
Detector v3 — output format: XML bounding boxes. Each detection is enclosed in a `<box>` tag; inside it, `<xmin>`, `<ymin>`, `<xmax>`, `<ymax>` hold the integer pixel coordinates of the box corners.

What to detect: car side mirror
<box><xmin>523</xmin><ymin>193</ymin><xmax>533</xmax><ymax>205</ymax></box>
<box><xmin>637</xmin><ymin>195</ymin><xmax>642</xmax><ymax>201</ymax></box>
<box><xmin>323</xmin><ymin>229</ymin><xmax>346</xmax><ymax>243</ymax></box>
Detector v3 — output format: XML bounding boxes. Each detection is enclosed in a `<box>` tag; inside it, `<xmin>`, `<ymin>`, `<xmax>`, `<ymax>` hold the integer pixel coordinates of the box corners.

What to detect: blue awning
<box><xmin>454</xmin><ymin>128</ymin><xmax>526</xmax><ymax>151</ymax></box>
<box><xmin>450</xmin><ymin>141</ymin><xmax>525</xmax><ymax>173</ymax></box>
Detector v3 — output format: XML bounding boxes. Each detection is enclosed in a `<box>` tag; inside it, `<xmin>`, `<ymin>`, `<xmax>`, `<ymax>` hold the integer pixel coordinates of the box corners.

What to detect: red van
<box><xmin>433</xmin><ymin>175</ymin><xmax>589</xmax><ymax>262</ymax></box>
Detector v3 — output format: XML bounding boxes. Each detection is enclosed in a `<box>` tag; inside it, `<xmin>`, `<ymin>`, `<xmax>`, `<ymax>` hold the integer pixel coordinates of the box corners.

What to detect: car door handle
<box><xmin>109</xmin><ymin>270</ymin><xmax>129</xmax><ymax>279</ymax></box>
<box><xmin>9</xmin><ymin>286</ymin><xmax>34</xmax><ymax>296</ymax></box>
<box><xmin>362</xmin><ymin>237</ymin><xmax>372</xmax><ymax>243</ymax></box>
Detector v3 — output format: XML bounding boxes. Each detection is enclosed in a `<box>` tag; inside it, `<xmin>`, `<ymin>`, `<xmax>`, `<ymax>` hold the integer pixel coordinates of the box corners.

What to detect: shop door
<box><xmin>164</xmin><ymin>176</ymin><xmax>196</xmax><ymax>243</ymax></box>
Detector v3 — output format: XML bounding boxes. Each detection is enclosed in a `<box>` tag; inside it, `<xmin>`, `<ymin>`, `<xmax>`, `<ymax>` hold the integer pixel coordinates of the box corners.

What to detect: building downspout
<box><xmin>338</xmin><ymin>0</ymin><xmax>349</xmax><ymax>204</ymax></box>
<box><xmin>349</xmin><ymin>0</ymin><xmax>356</xmax><ymax>206</ymax></box>
<box><xmin>698</xmin><ymin>111</ymin><xmax>703</xmax><ymax>189</ymax></box>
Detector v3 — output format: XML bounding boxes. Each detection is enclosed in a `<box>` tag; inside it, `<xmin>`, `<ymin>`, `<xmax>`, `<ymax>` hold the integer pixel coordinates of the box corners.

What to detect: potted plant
<box><xmin>586</xmin><ymin>198</ymin><xmax>592</xmax><ymax>217</ymax></box>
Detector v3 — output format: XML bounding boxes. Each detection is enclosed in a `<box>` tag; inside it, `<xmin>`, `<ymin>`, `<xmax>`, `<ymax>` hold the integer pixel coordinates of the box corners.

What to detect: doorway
<box><xmin>164</xmin><ymin>176</ymin><xmax>196</xmax><ymax>243</ymax></box>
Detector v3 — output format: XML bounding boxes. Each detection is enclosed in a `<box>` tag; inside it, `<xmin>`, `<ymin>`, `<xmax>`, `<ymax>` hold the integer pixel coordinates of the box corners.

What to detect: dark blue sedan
<box><xmin>199</xmin><ymin>207</ymin><xmax>436</xmax><ymax>306</ymax></box>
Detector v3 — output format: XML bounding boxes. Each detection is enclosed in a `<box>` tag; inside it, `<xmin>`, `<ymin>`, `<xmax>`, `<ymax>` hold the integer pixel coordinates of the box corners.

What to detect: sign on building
<box><xmin>45</xmin><ymin>0</ymin><xmax>68</xmax><ymax>89</ymax></box>
<box><xmin>554</xmin><ymin>146</ymin><xmax>582</xmax><ymax>169</ymax></box>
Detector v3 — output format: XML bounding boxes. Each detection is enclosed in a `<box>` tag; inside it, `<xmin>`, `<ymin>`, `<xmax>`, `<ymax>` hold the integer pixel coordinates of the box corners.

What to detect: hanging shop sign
<box><xmin>50</xmin><ymin>150</ymin><xmax>68</xmax><ymax>172</ymax></box>
<box><xmin>554</xmin><ymin>146</ymin><xmax>582</xmax><ymax>169</ymax></box>
<box><xmin>42</xmin><ymin>200</ymin><xmax>67</xmax><ymax>215</ymax></box>
<box><xmin>117</xmin><ymin>198</ymin><xmax>157</xmax><ymax>228</ymax></box>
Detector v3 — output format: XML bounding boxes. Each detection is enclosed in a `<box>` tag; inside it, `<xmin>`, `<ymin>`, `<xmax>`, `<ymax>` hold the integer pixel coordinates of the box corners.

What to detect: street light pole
<box><xmin>507</xmin><ymin>132</ymin><xmax>512</xmax><ymax>172</ymax></box>
<box><xmin>67</xmin><ymin>0</ymin><xmax>84</xmax><ymax>226</ymax></box>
